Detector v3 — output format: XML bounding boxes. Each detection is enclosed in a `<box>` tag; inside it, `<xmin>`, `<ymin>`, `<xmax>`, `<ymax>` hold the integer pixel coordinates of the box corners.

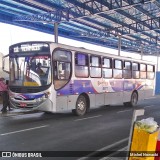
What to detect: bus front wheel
<box><xmin>73</xmin><ymin>95</ymin><xmax>87</xmax><ymax>116</ymax></box>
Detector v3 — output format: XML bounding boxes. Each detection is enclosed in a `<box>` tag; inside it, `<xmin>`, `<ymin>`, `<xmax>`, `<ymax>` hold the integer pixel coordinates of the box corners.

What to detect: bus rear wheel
<box><xmin>73</xmin><ymin>95</ymin><xmax>87</xmax><ymax>116</ymax></box>
<box><xmin>124</xmin><ymin>92</ymin><xmax>138</xmax><ymax>107</ymax></box>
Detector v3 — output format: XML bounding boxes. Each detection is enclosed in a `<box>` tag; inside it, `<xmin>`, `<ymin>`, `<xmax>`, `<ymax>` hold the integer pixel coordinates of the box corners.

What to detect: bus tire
<box><xmin>124</xmin><ymin>91</ymin><xmax>138</xmax><ymax>107</ymax></box>
<box><xmin>73</xmin><ymin>95</ymin><xmax>87</xmax><ymax>116</ymax></box>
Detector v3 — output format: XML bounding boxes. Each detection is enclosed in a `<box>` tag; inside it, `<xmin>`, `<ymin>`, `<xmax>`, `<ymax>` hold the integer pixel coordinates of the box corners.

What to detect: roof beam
<box><xmin>91</xmin><ymin>0</ymin><xmax>159</xmax><ymax>41</ymax></box>
<box><xmin>114</xmin><ymin>16</ymin><xmax>160</xmax><ymax>38</ymax></box>
<box><xmin>0</xmin><ymin>1</ymin><xmax>40</xmax><ymax>16</ymax></box>
<box><xmin>15</xmin><ymin>0</ymin><xmax>54</xmax><ymax>11</ymax></box>
<box><xmin>13</xmin><ymin>0</ymin><xmax>152</xmax><ymax>22</ymax></box>
<box><xmin>12</xmin><ymin>0</ymin><xmax>159</xmax><ymax>54</ymax></box>
<box><xmin>13</xmin><ymin>0</ymin><xmax>156</xmax><ymax>44</ymax></box>
<box><xmin>68</xmin><ymin>0</ymin><xmax>159</xmax><ymax>45</ymax></box>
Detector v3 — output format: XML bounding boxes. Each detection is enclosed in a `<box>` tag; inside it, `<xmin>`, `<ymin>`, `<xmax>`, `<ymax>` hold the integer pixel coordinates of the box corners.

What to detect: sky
<box><xmin>0</xmin><ymin>22</ymin><xmax>158</xmax><ymax>69</ymax></box>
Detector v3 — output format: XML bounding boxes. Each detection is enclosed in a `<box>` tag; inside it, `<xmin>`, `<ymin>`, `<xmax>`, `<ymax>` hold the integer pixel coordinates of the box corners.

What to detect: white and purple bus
<box><xmin>3</xmin><ymin>41</ymin><xmax>155</xmax><ymax>116</ymax></box>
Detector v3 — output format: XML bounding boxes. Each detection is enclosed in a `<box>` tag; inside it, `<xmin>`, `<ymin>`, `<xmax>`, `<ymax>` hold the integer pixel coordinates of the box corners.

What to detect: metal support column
<box><xmin>54</xmin><ymin>22</ymin><xmax>58</xmax><ymax>43</ymax></box>
<box><xmin>157</xmin><ymin>51</ymin><xmax>159</xmax><ymax>71</ymax></box>
<box><xmin>118</xmin><ymin>35</ymin><xmax>121</xmax><ymax>56</ymax></box>
<box><xmin>155</xmin><ymin>51</ymin><xmax>160</xmax><ymax>95</ymax></box>
<box><xmin>141</xmin><ymin>44</ymin><xmax>143</xmax><ymax>60</ymax></box>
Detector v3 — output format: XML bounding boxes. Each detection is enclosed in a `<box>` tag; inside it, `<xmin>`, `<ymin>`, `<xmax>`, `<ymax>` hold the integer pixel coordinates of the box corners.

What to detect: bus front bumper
<box><xmin>10</xmin><ymin>98</ymin><xmax>54</xmax><ymax>112</ymax></box>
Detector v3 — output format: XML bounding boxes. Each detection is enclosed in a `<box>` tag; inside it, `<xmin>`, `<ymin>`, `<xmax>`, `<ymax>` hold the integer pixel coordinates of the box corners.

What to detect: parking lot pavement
<box><xmin>0</xmin><ymin>106</ymin><xmax>17</xmax><ymax>116</ymax></box>
<box><xmin>0</xmin><ymin>103</ymin><xmax>39</xmax><ymax>117</ymax></box>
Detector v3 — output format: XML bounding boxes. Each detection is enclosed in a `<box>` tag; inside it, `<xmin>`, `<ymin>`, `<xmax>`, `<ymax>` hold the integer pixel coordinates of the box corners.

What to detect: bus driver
<box><xmin>36</xmin><ymin>63</ymin><xmax>44</xmax><ymax>75</ymax></box>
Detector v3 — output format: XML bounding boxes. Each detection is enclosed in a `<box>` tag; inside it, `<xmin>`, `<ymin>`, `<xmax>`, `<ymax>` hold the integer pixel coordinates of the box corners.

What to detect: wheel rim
<box><xmin>77</xmin><ymin>99</ymin><xmax>85</xmax><ymax>111</ymax></box>
<box><xmin>76</xmin><ymin>96</ymin><xmax>87</xmax><ymax>115</ymax></box>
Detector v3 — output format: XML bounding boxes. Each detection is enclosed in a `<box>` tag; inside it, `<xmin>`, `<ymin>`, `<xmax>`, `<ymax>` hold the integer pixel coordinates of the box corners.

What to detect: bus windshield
<box><xmin>10</xmin><ymin>54</ymin><xmax>51</xmax><ymax>87</ymax></box>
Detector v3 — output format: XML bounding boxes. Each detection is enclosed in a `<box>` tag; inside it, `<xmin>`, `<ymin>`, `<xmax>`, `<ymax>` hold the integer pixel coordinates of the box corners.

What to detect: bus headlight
<box><xmin>36</xmin><ymin>98</ymin><xmax>42</xmax><ymax>103</ymax></box>
<box><xmin>36</xmin><ymin>93</ymin><xmax>49</xmax><ymax>103</ymax></box>
<box><xmin>42</xmin><ymin>95</ymin><xmax>47</xmax><ymax>101</ymax></box>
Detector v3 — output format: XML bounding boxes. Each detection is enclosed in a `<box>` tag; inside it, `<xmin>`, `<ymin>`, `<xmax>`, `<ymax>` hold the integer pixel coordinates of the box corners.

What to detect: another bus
<box><xmin>3</xmin><ymin>41</ymin><xmax>155</xmax><ymax>116</ymax></box>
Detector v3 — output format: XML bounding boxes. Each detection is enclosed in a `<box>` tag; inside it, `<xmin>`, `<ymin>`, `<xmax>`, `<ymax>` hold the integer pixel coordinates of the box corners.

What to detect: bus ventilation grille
<box><xmin>10</xmin><ymin>87</ymin><xmax>41</xmax><ymax>93</ymax></box>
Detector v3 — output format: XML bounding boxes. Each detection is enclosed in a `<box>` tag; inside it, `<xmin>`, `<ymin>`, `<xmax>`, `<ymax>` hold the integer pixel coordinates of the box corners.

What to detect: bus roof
<box><xmin>10</xmin><ymin>41</ymin><xmax>156</xmax><ymax>65</ymax></box>
<box><xmin>53</xmin><ymin>42</ymin><xmax>156</xmax><ymax>65</ymax></box>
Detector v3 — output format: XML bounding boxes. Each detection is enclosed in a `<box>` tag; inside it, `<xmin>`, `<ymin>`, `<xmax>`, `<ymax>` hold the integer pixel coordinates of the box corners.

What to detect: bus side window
<box><xmin>90</xmin><ymin>55</ymin><xmax>101</xmax><ymax>78</ymax></box>
<box><xmin>123</xmin><ymin>61</ymin><xmax>131</xmax><ymax>79</ymax></box>
<box><xmin>132</xmin><ymin>62</ymin><xmax>140</xmax><ymax>79</ymax></box>
<box><xmin>147</xmin><ymin>65</ymin><xmax>155</xmax><ymax>79</ymax></box>
<box><xmin>57</xmin><ymin>62</ymin><xmax>70</xmax><ymax>80</ymax></box>
<box><xmin>113</xmin><ymin>59</ymin><xmax>123</xmax><ymax>79</ymax></box>
<box><xmin>140</xmin><ymin>63</ymin><xmax>146</xmax><ymax>79</ymax></box>
<box><xmin>102</xmin><ymin>57</ymin><xmax>112</xmax><ymax>78</ymax></box>
<box><xmin>53</xmin><ymin>49</ymin><xmax>72</xmax><ymax>90</ymax></box>
<box><xmin>53</xmin><ymin>61</ymin><xmax>58</xmax><ymax>79</ymax></box>
<box><xmin>75</xmin><ymin>53</ymin><xmax>89</xmax><ymax>78</ymax></box>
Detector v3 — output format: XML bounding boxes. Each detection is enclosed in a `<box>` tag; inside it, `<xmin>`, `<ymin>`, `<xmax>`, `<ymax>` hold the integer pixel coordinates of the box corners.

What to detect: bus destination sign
<box><xmin>11</xmin><ymin>43</ymin><xmax>49</xmax><ymax>53</ymax></box>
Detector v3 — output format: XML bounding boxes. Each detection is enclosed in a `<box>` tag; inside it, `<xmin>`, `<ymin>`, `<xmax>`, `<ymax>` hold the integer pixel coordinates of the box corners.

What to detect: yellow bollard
<box><xmin>129</xmin><ymin>128</ymin><xmax>159</xmax><ymax>160</ymax></box>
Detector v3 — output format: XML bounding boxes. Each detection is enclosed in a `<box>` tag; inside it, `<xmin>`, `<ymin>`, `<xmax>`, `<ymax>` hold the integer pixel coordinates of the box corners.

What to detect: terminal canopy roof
<box><xmin>0</xmin><ymin>0</ymin><xmax>160</xmax><ymax>55</ymax></box>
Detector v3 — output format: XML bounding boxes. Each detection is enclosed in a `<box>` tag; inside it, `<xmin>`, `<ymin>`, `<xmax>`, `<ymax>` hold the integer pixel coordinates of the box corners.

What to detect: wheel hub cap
<box><xmin>78</xmin><ymin>100</ymin><xmax>85</xmax><ymax>111</ymax></box>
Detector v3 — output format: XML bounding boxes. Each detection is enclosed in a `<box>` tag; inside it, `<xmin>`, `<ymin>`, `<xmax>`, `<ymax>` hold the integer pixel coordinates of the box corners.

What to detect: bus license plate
<box><xmin>20</xmin><ymin>103</ymin><xmax>27</xmax><ymax>107</ymax></box>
